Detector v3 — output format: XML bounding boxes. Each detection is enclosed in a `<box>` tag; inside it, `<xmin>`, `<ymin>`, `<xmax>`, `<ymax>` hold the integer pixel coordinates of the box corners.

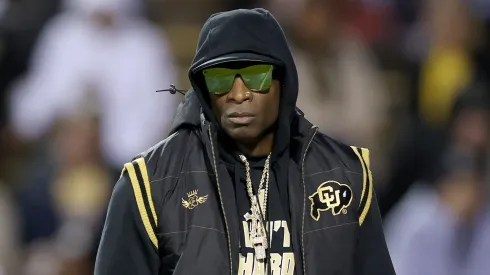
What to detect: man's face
<box><xmin>205</xmin><ymin>62</ymin><xmax>281</xmax><ymax>143</ymax></box>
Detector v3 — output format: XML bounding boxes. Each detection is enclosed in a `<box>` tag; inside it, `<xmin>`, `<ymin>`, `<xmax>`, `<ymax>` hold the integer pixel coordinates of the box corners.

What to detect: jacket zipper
<box><xmin>301</xmin><ymin>126</ymin><xmax>318</xmax><ymax>275</ymax></box>
<box><xmin>208</xmin><ymin>126</ymin><xmax>233</xmax><ymax>275</ymax></box>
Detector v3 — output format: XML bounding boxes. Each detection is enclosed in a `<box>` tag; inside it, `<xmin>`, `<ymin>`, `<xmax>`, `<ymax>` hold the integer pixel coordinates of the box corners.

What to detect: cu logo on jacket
<box><xmin>309</xmin><ymin>181</ymin><xmax>353</xmax><ymax>221</ymax></box>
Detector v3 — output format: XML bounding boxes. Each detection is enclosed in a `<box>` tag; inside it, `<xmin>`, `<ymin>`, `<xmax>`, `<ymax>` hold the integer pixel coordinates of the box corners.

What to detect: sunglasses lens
<box><xmin>240</xmin><ymin>65</ymin><xmax>273</xmax><ymax>92</ymax></box>
<box><xmin>202</xmin><ymin>67</ymin><xmax>235</xmax><ymax>95</ymax></box>
<box><xmin>202</xmin><ymin>64</ymin><xmax>273</xmax><ymax>95</ymax></box>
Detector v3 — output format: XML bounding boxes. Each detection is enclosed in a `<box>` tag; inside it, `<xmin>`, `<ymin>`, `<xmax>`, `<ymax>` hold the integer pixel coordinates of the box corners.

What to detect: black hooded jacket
<box><xmin>95</xmin><ymin>8</ymin><xmax>395</xmax><ymax>275</ymax></box>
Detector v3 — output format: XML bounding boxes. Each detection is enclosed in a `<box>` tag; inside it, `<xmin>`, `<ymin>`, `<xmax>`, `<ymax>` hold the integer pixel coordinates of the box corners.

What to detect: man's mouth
<box><xmin>227</xmin><ymin>112</ymin><xmax>255</xmax><ymax>125</ymax></box>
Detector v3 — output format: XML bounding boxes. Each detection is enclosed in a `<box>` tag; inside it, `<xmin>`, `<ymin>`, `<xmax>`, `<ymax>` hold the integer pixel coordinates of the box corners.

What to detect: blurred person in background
<box><xmin>384</xmin><ymin>85</ymin><xmax>490</xmax><ymax>274</ymax></box>
<box><xmin>17</xmin><ymin>98</ymin><xmax>112</xmax><ymax>275</ymax></box>
<box><xmin>8</xmin><ymin>0</ymin><xmax>179</xmax><ymax>174</ymax></box>
<box><xmin>418</xmin><ymin>0</ymin><xmax>474</xmax><ymax>128</ymax></box>
<box><xmin>290</xmin><ymin>0</ymin><xmax>390</xmax><ymax>180</ymax></box>
<box><xmin>379</xmin><ymin>0</ymin><xmax>489</xmax><ymax>216</ymax></box>
<box><xmin>394</xmin><ymin>150</ymin><xmax>490</xmax><ymax>275</ymax></box>
<box><xmin>5</xmin><ymin>0</ymin><xmax>178</xmax><ymax>274</ymax></box>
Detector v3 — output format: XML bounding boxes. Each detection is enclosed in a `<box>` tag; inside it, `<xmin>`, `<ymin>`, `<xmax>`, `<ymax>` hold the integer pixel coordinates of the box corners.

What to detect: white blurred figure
<box><xmin>9</xmin><ymin>0</ymin><xmax>179</xmax><ymax>169</ymax></box>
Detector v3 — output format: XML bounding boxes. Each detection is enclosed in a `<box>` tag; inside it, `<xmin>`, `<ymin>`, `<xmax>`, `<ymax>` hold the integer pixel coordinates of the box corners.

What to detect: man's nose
<box><xmin>227</xmin><ymin>76</ymin><xmax>252</xmax><ymax>103</ymax></box>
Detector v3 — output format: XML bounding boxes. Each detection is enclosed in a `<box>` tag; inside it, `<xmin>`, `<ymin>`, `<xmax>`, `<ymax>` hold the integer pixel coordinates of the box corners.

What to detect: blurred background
<box><xmin>0</xmin><ymin>0</ymin><xmax>489</xmax><ymax>274</ymax></box>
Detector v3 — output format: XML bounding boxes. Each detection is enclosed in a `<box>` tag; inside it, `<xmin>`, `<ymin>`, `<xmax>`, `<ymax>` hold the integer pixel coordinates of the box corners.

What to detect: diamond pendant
<box><xmin>254</xmin><ymin>244</ymin><xmax>266</xmax><ymax>260</ymax></box>
<box><xmin>244</xmin><ymin>195</ymin><xmax>269</xmax><ymax>260</ymax></box>
<box><xmin>252</xmin><ymin>230</ymin><xmax>268</xmax><ymax>260</ymax></box>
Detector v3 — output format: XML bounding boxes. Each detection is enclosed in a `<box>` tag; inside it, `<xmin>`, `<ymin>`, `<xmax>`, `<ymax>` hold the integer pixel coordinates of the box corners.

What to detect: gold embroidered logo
<box><xmin>309</xmin><ymin>181</ymin><xmax>353</xmax><ymax>221</ymax></box>
<box><xmin>182</xmin><ymin>190</ymin><xmax>208</xmax><ymax>209</ymax></box>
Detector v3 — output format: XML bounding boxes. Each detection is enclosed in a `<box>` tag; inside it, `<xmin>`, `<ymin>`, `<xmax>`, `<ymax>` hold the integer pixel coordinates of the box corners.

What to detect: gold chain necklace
<box><xmin>239</xmin><ymin>153</ymin><xmax>271</xmax><ymax>260</ymax></box>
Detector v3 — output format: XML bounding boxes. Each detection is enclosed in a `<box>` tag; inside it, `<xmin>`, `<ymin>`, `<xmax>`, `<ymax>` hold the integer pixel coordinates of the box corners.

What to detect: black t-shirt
<box><xmin>232</xmin><ymin>157</ymin><xmax>296</xmax><ymax>275</ymax></box>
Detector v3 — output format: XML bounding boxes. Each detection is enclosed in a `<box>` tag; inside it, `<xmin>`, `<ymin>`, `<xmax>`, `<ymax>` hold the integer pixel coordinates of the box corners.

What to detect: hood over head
<box><xmin>186</xmin><ymin>8</ymin><xmax>299</xmax><ymax>159</ymax></box>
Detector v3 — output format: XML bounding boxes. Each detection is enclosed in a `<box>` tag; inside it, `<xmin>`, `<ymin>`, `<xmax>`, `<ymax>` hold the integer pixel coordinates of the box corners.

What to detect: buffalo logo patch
<box><xmin>309</xmin><ymin>181</ymin><xmax>353</xmax><ymax>221</ymax></box>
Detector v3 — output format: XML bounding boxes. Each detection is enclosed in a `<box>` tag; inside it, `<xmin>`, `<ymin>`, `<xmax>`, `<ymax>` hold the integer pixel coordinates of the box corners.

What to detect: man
<box><xmin>95</xmin><ymin>8</ymin><xmax>395</xmax><ymax>275</ymax></box>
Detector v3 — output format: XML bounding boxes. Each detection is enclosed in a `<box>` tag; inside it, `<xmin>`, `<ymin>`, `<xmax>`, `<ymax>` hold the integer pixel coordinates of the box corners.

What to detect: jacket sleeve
<box><xmin>95</xmin><ymin>159</ymin><xmax>160</xmax><ymax>275</ymax></box>
<box><xmin>351</xmin><ymin>147</ymin><xmax>396</xmax><ymax>275</ymax></box>
<box><xmin>354</xmin><ymin>192</ymin><xmax>396</xmax><ymax>274</ymax></box>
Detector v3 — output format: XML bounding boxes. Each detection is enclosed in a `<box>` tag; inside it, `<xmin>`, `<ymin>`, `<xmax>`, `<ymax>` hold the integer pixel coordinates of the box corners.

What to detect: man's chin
<box><xmin>224</xmin><ymin>127</ymin><xmax>259</xmax><ymax>143</ymax></box>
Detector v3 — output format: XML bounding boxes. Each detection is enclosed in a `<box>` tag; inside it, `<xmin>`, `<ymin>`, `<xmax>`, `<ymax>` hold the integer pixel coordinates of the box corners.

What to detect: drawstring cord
<box><xmin>156</xmin><ymin>84</ymin><xmax>187</xmax><ymax>95</ymax></box>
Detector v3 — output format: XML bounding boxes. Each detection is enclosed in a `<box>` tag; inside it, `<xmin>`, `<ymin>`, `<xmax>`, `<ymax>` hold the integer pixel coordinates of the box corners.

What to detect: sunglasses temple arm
<box><xmin>156</xmin><ymin>84</ymin><xmax>187</xmax><ymax>95</ymax></box>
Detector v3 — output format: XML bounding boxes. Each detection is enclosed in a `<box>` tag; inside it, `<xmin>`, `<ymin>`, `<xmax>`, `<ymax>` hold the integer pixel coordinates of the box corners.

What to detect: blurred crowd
<box><xmin>0</xmin><ymin>0</ymin><xmax>489</xmax><ymax>274</ymax></box>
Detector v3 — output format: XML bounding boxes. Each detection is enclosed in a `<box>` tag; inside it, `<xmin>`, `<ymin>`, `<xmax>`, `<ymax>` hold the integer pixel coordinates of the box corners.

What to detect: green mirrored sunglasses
<box><xmin>202</xmin><ymin>64</ymin><xmax>273</xmax><ymax>95</ymax></box>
